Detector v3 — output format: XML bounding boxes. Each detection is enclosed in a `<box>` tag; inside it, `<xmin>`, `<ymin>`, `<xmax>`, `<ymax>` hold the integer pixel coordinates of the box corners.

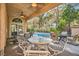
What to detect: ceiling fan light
<box><xmin>20</xmin><ymin>11</ymin><xmax>25</xmax><ymax>18</ymax></box>
<box><xmin>32</xmin><ymin>3</ymin><xmax>37</xmax><ymax>7</ymax></box>
<box><xmin>20</xmin><ymin>15</ymin><xmax>25</xmax><ymax>18</ymax></box>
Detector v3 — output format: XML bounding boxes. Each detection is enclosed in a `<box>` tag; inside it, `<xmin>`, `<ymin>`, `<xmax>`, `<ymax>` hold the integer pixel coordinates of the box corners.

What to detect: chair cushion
<box><xmin>49</xmin><ymin>43</ymin><xmax>63</xmax><ymax>51</ymax></box>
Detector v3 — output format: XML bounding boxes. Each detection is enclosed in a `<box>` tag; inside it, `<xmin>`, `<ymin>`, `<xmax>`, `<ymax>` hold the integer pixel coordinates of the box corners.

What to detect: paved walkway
<box><xmin>64</xmin><ymin>44</ymin><xmax>79</xmax><ymax>55</ymax></box>
<box><xmin>58</xmin><ymin>50</ymin><xmax>79</xmax><ymax>56</ymax></box>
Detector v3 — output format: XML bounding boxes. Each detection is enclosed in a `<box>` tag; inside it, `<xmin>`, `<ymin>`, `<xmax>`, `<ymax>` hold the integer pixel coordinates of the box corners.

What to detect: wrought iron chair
<box><xmin>48</xmin><ymin>37</ymin><xmax>68</xmax><ymax>56</ymax></box>
<box><xmin>16</xmin><ymin>33</ymin><xmax>51</xmax><ymax>56</ymax></box>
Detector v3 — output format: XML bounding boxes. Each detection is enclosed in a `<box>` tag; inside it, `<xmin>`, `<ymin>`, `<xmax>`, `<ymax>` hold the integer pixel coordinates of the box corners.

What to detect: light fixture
<box><xmin>20</xmin><ymin>11</ymin><xmax>28</xmax><ymax>20</ymax></box>
<box><xmin>20</xmin><ymin>11</ymin><xmax>24</xmax><ymax>17</ymax></box>
<box><xmin>20</xmin><ymin>11</ymin><xmax>26</xmax><ymax>19</ymax></box>
<box><xmin>32</xmin><ymin>3</ymin><xmax>37</xmax><ymax>7</ymax></box>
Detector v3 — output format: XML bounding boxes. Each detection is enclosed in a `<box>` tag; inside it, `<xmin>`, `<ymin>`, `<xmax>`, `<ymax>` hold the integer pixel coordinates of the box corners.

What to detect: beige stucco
<box><xmin>0</xmin><ymin>4</ymin><xmax>1</xmax><ymax>47</ymax></box>
<box><xmin>0</xmin><ymin>3</ymin><xmax>7</xmax><ymax>55</ymax></box>
<box><xmin>6</xmin><ymin>4</ymin><xmax>29</xmax><ymax>37</ymax></box>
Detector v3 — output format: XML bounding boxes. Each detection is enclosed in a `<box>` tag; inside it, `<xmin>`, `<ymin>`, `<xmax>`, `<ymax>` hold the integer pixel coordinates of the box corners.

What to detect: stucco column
<box><xmin>24</xmin><ymin>20</ymin><xmax>28</xmax><ymax>32</ymax></box>
<box><xmin>0</xmin><ymin>3</ymin><xmax>7</xmax><ymax>55</ymax></box>
<box><xmin>0</xmin><ymin>4</ymin><xmax>1</xmax><ymax>54</ymax></box>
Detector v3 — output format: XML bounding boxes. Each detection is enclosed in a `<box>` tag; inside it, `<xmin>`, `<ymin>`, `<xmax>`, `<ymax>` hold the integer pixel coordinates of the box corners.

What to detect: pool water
<box><xmin>28</xmin><ymin>32</ymin><xmax>52</xmax><ymax>43</ymax></box>
<box><xmin>32</xmin><ymin>32</ymin><xmax>51</xmax><ymax>38</ymax></box>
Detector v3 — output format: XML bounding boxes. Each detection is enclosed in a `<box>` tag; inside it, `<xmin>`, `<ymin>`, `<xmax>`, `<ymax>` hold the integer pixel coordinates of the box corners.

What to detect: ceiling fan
<box><xmin>20</xmin><ymin>11</ymin><xmax>29</xmax><ymax>20</ymax></box>
<box><xmin>32</xmin><ymin>3</ymin><xmax>37</xmax><ymax>7</ymax></box>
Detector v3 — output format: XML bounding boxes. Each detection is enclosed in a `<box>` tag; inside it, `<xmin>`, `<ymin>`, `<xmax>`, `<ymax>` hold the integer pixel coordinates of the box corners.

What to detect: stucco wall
<box><xmin>0</xmin><ymin>4</ymin><xmax>1</xmax><ymax>46</ymax></box>
<box><xmin>6</xmin><ymin>4</ymin><xmax>28</xmax><ymax>37</ymax></box>
<box><xmin>0</xmin><ymin>4</ymin><xmax>8</xmax><ymax>55</ymax></box>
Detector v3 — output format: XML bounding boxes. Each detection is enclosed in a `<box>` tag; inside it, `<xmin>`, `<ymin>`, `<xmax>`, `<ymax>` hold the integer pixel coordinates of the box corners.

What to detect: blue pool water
<box><xmin>32</xmin><ymin>32</ymin><xmax>51</xmax><ymax>38</ymax></box>
<box><xmin>28</xmin><ymin>32</ymin><xmax>52</xmax><ymax>43</ymax></box>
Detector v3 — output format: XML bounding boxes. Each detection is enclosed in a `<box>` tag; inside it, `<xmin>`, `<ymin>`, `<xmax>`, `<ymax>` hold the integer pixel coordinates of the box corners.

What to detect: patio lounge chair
<box><xmin>48</xmin><ymin>37</ymin><xmax>68</xmax><ymax>56</ymax></box>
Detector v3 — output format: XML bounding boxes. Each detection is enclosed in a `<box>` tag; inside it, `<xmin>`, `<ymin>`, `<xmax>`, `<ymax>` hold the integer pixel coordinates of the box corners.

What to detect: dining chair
<box><xmin>17</xmin><ymin>35</ymin><xmax>33</xmax><ymax>55</ymax></box>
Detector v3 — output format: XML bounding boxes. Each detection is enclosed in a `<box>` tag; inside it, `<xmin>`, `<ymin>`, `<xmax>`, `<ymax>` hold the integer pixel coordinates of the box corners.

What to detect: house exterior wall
<box><xmin>6</xmin><ymin>5</ymin><xmax>28</xmax><ymax>37</ymax></box>
<box><xmin>0</xmin><ymin>4</ymin><xmax>28</xmax><ymax>55</ymax></box>
<box><xmin>0</xmin><ymin>4</ymin><xmax>1</xmax><ymax>47</ymax></box>
<box><xmin>0</xmin><ymin>3</ymin><xmax>7</xmax><ymax>55</ymax></box>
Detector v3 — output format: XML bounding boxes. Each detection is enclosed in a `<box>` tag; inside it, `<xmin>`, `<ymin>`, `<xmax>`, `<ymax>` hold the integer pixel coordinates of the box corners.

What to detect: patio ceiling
<box><xmin>30</xmin><ymin>3</ymin><xmax>61</xmax><ymax>19</ymax></box>
<box><xmin>6</xmin><ymin>3</ymin><xmax>61</xmax><ymax>20</ymax></box>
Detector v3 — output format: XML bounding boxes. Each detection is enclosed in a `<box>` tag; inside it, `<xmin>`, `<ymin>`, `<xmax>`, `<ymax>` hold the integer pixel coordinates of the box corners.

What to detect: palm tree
<box><xmin>62</xmin><ymin>4</ymin><xmax>78</xmax><ymax>36</ymax></box>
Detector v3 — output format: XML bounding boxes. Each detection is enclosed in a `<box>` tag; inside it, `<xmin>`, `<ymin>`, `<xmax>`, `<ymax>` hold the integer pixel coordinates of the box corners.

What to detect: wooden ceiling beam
<box><xmin>26</xmin><ymin>3</ymin><xmax>61</xmax><ymax>20</ymax></box>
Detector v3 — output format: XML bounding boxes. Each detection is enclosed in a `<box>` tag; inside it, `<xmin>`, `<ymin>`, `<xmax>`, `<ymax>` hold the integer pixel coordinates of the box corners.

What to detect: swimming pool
<box><xmin>32</xmin><ymin>32</ymin><xmax>51</xmax><ymax>38</ymax></box>
<box><xmin>28</xmin><ymin>32</ymin><xmax>52</xmax><ymax>43</ymax></box>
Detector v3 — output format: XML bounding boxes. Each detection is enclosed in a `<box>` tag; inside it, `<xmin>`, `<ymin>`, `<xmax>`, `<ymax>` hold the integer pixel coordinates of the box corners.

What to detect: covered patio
<box><xmin>0</xmin><ymin>3</ymin><xmax>79</xmax><ymax>56</ymax></box>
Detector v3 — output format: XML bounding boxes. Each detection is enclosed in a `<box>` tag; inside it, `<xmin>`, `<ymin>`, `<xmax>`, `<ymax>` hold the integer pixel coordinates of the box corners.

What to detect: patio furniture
<box><xmin>17</xmin><ymin>35</ymin><xmax>29</xmax><ymax>50</ymax></box>
<box><xmin>24</xmin><ymin>50</ymin><xmax>50</xmax><ymax>56</ymax></box>
<box><xmin>16</xmin><ymin>32</ymin><xmax>52</xmax><ymax>56</ymax></box>
<box><xmin>31</xmin><ymin>42</ymin><xmax>49</xmax><ymax>50</ymax></box>
<box><xmin>18</xmin><ymin>41</ymin><xmax>50</xmax><ymax>56</ymax></box>
<box><xmin>48</xmin><ymin>37</ymin><xmax>68</xmax><ymax>56</ymax></box>
<box><xmin>24</xmin><ymin>32</ymin><xmax>31</xmax><ymax>39</ymax></box>
<box><xmin>23</xmin><ymin>42</ymin><xmax>50</xmax><ymax>56</ymax></box>
<box><xmin>23</xmin><ymin>36</ymin><xmax>51</xmax><ymax>56</ymax></box>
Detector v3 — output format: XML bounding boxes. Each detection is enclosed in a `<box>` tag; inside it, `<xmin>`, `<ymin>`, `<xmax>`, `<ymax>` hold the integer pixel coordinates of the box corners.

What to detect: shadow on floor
<box><xmin>4</xmin><ymin>44</ymin><xmax>79</xmax><ymax>56</ymax></box>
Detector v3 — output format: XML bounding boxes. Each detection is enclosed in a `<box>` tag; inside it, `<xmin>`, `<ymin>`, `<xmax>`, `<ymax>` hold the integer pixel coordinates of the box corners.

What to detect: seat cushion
<box><xmin>49</xmin><ymin>43</ymin><xmax>63</xmax><ymax>51</ymax></box>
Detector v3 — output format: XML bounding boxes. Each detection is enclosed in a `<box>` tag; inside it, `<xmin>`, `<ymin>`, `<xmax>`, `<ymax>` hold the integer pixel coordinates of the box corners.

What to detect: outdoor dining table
<box><xmin>31</xmin><ymin>42</ymin><xmax>49</xmax><ymax>50</ymax></box>
<box><xmin>27</xmin><ymin>36</ymin><xmax>52</xmax><ymax>50</ymax></box>
<box><xmin>23</xmin><ymin>36</ymin><xmax>52</xmax><ymax>56</ymax></box>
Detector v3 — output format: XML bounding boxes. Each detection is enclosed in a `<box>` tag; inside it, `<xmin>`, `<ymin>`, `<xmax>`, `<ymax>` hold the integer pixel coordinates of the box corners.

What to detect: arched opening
<box><xmin>11</xmin><ymin>18</ymin><xmax>23</xmax><ymax>37</ymax></box>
